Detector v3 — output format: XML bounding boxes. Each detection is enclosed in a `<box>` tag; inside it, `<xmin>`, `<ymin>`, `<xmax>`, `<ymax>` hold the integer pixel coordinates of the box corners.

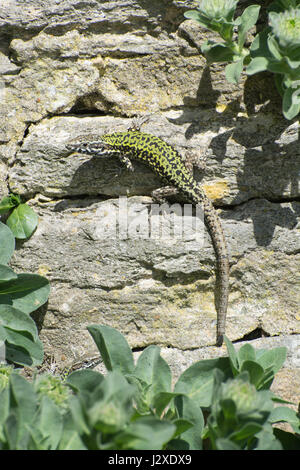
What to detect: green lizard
<box><xmin>67</xmin><ymin>123</ymin><xmax>229</xmax><ymax>346</ymax></box>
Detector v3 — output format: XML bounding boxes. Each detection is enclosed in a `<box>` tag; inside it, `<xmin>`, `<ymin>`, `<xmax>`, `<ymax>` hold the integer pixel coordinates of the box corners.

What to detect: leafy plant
<box><xmin>183</xmin><ymin>0</ymin><xmax>300</xmax><ymax>119</ymax></box>
<box><xmin>0</xmin><ymin>194</ymin><xmax>38</xmax><ymax>239</ymax></box>
<box><xmin>185</xmin><ymin>0</ymin><xmax>260</xmax><ymax>84</ymax></box>
<box><xmin>0</xmin><ymin>222</ymin><xmax>50</xmax><ymax>366</ymax></box>
<box><xmin>0</xmin><ymin>326</ymin><xmax>299</xmax><ymax>450</ymax></box>
<box><xmin>0</xmin><ymin>369</ymin><xmax>78</xmax><ymax>450</ymax></box>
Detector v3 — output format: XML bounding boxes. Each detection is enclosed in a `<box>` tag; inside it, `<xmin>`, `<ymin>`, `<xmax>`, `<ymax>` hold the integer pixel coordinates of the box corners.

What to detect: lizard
<box><xmin>66</xmin><ymin>121</ymin><xmax>229</xmax><ymax>346</ymax></box>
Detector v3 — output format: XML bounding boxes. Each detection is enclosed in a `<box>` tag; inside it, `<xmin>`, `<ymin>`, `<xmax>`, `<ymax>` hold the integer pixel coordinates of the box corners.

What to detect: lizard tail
<box><xmin>178</xmin><ymin>181</ymin><xmax>230</xmax><ymax>346</ymax></box>
<box><xmin>202</xmin><ymin>196</ymin><xmax>229</xmax><ymax>346</ymax></box>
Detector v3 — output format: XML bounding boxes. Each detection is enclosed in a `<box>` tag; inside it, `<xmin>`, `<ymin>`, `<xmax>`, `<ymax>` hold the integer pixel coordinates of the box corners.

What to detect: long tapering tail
<box><xmin>202</xmin><ymin>196</ymin><xmax>229</xmax><ymax>346</ymax></box>
<box><xmin>183</xmin><ymin>182</ymin><xmax>229</xmax><ymax>346</ymax></box>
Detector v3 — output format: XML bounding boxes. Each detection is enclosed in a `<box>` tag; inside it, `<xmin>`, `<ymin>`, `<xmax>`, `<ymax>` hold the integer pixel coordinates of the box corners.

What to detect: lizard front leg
<box><xmin>118</xmin><ymin>153</ymin><xmax>134</xmax><ymax>172</ymax></box>
<box><xmin>184</xmin><ymin>149</ymin><xmax>207</xmax><ymax>174</ymax></box>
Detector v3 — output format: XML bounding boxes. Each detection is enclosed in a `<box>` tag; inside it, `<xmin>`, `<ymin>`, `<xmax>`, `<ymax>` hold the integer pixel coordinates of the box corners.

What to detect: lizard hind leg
<box><xmin>151</xmin><ymin>185</ymin><xmax>179</xmax><ymax>204</ymax></box>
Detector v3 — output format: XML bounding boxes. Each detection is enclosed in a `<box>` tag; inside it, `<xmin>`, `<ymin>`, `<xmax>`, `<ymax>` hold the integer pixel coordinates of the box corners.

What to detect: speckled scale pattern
<box><xmin>100</xmin><ymin>131</ymin><xmax>229</xmax><ymax>346</ymax></box>
<box><xmin>101</xmin><ymin>131</ymin><xmax>195</xmax><ymax>190</ymax></box>
<box><xmin>67</xmin><ymin>130</ymin><xmax>229</xmax><ymax>346</ymax></box>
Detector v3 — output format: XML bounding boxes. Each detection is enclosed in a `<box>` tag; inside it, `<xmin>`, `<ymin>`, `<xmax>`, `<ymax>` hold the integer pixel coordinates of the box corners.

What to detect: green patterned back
<box><xmin>101</xmin><ymin>131</ymin><xmax>194</xmax><ymax>190</ymax></box>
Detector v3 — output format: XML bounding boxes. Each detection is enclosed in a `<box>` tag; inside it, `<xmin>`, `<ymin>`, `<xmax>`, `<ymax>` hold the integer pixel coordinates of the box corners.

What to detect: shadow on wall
<box><xmin>168</xmin><ymin>66</ymin><xmax>300</xmax><ymax>247</ymax></box>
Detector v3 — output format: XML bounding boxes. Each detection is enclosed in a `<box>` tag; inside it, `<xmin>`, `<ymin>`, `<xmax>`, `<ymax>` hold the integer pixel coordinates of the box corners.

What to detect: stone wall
<box><xmin>0</xmin><ymin>1</ymin><xmax>299</xmax><ymax>403</ymax></box>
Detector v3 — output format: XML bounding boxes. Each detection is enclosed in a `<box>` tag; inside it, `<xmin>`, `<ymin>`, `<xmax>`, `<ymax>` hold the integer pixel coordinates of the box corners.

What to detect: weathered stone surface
<box><xmin>9</xmin><ymin>114</ymin><xmax>300</xmax><ymax>205</ymax></box>
<box><xmin>0</xmin><ymin>0</ymin><xmax>299</xmax><ymax>395</ymax></box>
<box><xmin>10</xmin><ymin>196</ymin><xmax>300</xmax><ymax>358</ymax></box>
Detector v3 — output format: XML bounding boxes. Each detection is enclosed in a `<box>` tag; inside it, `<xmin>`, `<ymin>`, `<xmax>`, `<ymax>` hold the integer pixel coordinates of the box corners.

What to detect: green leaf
<box><xmin>87</xmin><ymin>324</ymin><xmax>134</xmax><ymax>375</ymax></box>
<box><xmin>88</xmin><ymin>371</ymin><xmax>134</xmax><ymax>434</ymax></box>
<box><xmin>240</xmin><ymin>360</ymin><xmax>265</xmax><ymax>388</ymax></box>
<box><xmin>216</xmin><ymin>437</ymin><xmax>241</xmax><ymax>450</ymax></box>
<box><xmin>224</xmin><ymin>336</ymin><xmax>239</xmax><ymax>375</ymax></box>
<box><xmin>115</xmin><ymin>416</ymin><xmax>176</xmax><ymax>450</ymax></box>
<box><xmin>285</xmin><ymin>56</ymin><xmax>300</xmax><ymax>69</ymax></box>
<box><xmin>9</xmin><ymin>373</ymin><xmax>37</xmax><ymax>446</ymax></box>
<box><xmin>58</xmin><ymin>413</ymin><xmax>86</xmax><ymax>450</ymax></box>
<box><xmin>174</xmin><ymin>394</ymin><xmax>204</xmax><ymax>450</ymax></box>
<box><xmin>201</xmin><ymin>41</ymin><xmax>235</xmax><ymax>62</ymax></box>
<box><xmin>283</xmin><ymin>86</ymin><xmax>300</xmax><ymax>119</ymax></box>
<box><xmin>66</xmin><ymin>369</ymin><xmax>104</xmax><ymax>394</ymax></box>
<box><xmin>166</xmin><ymin>438</ymin><xmax>190</xmax><ymax>450</ymax></box>
<box><xmin>6</xmin><ymin>204</ymin><xmax>38</xmax><ymax>239</ymax></box>
<box><xmin>184</xmin><ymin>10</ymin><xmax>212</xmax><ymax>29</ymax></box>
<box><xmin>271</xmin><ymin>393</ymin><xmax>294</xmax><ymax>405</ymax></box>
<box><xmin>237</xmin><ymin>343</ymin><xmax>256</xmax><ymax>364</ymax></box>
<box><xmin>0</xmin><ymin>387</ymin><xmax>10</xmax><ymax>438</ymax></box>
<box><xmin>125</xmin><ymin>375</ymin><xmax>152</xmax><ymax>415</ymax></box>
<box><xmin>0</xmin><ymin>265</ymin><xmax>18</xmax><ymax>283</ymax></box>
<box><xmin>3</xmin><ymin>329</ymin><xmax>44</xmax><ymax>366</ymax></box>
<box><xmin>3</xmin><ymin>413</ymin><xmax>20</xmax><ymax>449</ymax></box>
<box><xmin>225</xmin><ymin>58</ymin><xmax>244</xmax><ymax>84</ymax></box>
<box><xmin>0</xmin><ymin>304</ymin><xmax>39</xmax><ymax>341</ymax></box>
<box><xmin>250</xmin><ymin>27</ymin><xmax>272</xmax><ymax>57</ymax></box>
<box><xmin>0</xmin><ymin>273</ymin><xmax>50</xmax><ymax>314</ymax></box>
<box><xmin>171</xmin><ymin>418</ymin><xmax>193</xmax><ymax>439</ymax></box>
<box><xmin>133</xmin><ymin>345</ymin><xmax>172</xmax><ymax>405</ymax></box>
<box><xmin>68</xmin><ymin>395</ymin><xmax>90</xmax><ymax>436</ymax></box>
<box><xmin>174</xmin><ymin>357</ymin><xmax>231</xmax><ymax>407</ymax></box>
<box><xmin>0</xmin><ymin>304</ymin><xmax>43</xmax><ymax>366</ymax></box>
<box><xmin>254</xmin><ymin>425</ymin><xmax>283</xmax><ymax>450</ymax></box>
<box><xmin>230</xmin><ymin>421</ymin><xmax>262</xmax><ymax>442</ymax></box>
<box><xmin>0</xmin><ymin>222</ymin><xmax>15</xmax><ymax>264</ymax></box>
<box><xmin>267</xmin><ymin>61</ymin><xmax>289</xmax><ymax>74</ymax></box>
<box><xmin>267</xmin><ymin>34</ymin><xmax>283</xmax><ymax>60</ymax></box>
<box><xmin>37</xmin><ymin>396</ymin><xmax>63</xmax><ymax>449</ymax></box>
<box><xmin>220</xmin><ymin>398</ymin><xmax>237</xmax><ymax>422</ymax></box>
<box><xmin>246</xmin><ymin>56</ymin><xmax>269</xmax><ymax>75</ymax></box>
<box><xmin>269</xmin><ymin>406</ymin><xmax>300</xmax><ymax>432</ymax></box>
<box><xmin>255</xmin><ymin>347</ymin><xmax>287</xmax><ymax>378</ymax></box>
<box><xmin>237</xmin><ymin>5</ymin><xmax>261</xmax><ymax>49</ymax></box>
<box><xmin>152</xmin><ymin>391</ymin><xmax>180</xmax><ymax>417</ymax></box>
<box><xmin>0</xmin><ymin>196</ymin><xmax>19</xmax><ymax>215</ymax></box>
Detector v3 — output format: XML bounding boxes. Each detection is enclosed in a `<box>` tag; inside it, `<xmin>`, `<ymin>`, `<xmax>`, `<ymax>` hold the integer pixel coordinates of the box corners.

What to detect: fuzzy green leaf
<box><xmin>283</xmin><ymin>86</ymin><xmax>300</xmax><ymax>119</ymax></box>
<box><xmin>246</xmin><ymin>56</ymin><xmax>269</xmax><ymax>75</ymax></box>
<box><xmin>6</xmin><ymin>204</ymin><xmax>38</xmax><ymax>239</ymax></box>
<box><xmin>238</xmin><ymin>5</ymin><xmax>261</xmax><ymax>49</ymax></box>
<box><xmin>87</xmin><ymin>324</ymin><xmax>134</xmax><ymax>375</ymax></box>
<box><xmin>174</xmin><ymin>394</ymin><xmax>204</xmax><ymax>450</ymax></box>
<box><xmin>201</xmin><ymin>41</ymin><xmax>235</xmax><ymax>62</ymax></box>
<box><xmin>0</xmin><ymin>265</ymin><xmax>18</xmax><ymax>283</ymax></box>
<box><xmin>0</xmin><ymin>223</ymin><xmax>15</xmax><ymax>265</ymax></box>
<box><xmin>224</xmin><ymin>336</ymin><xmax>239</xmax><ymax>375</ymax></box>
<box><xmin>240</xmin><ymin>360</ymin><xmax>265</xmax><ymax>388</ymax></box>
<box><xmin>174</xmin><ymin>357</ymin><xmax>231</xmax><ymax>407</ymax></box>
<box><xmin>115</xmin><ymin>416</ymin><xmax>176</xmax><ymax>450</ymax></box>
<box><xmin>184</xmin><ymin>10</ymin><xmax>212</xmax><ymax>29</ymax></box>
<box><xmin>269</xmin><ymin>406</ymin><xmax>300</xmax><ymax>433</ymax></box>
<box><xmin>134</xmin><ymin>345</ymin><xmax>172</xmax><ymax>403</ymax></box>
<box><xmin>0</xmin><ymin>196</ymin><xmax>19</xmax><ymax>215</ymax></box>
<box><xmin>66</xmin><ymin>369</ymin><xmax>104</xmax><ymax>394</ymax></box>
<box><xmin>0</xmin><ymin>273</ymin><xmax>50</xmax><ymax>314</ymax></box>
<box><xmin>225</xmin><ymin>58</ymin><xmax>244</xmax><ymax>83</ymax></box>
